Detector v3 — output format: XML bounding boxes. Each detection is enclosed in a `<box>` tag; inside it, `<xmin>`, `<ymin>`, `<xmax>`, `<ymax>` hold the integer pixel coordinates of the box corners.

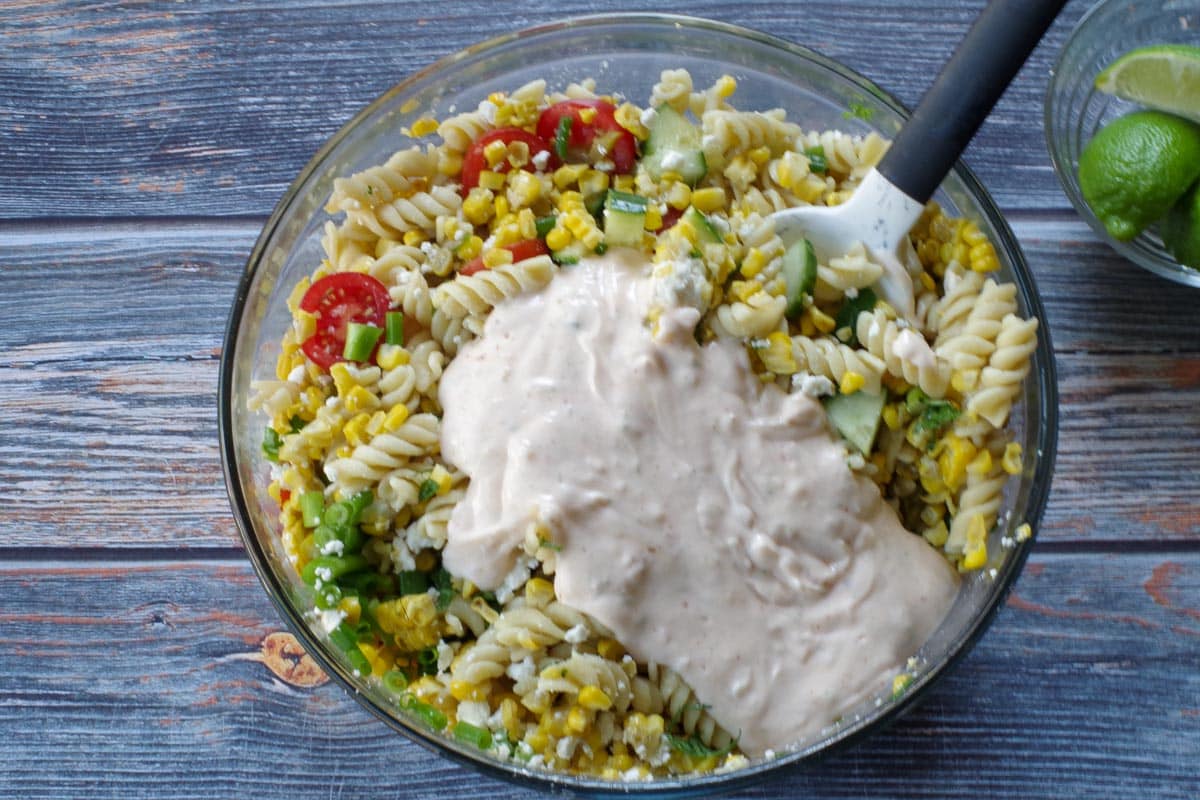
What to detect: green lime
<box><xmin>1162</xmin><ymin>182</ymin><xmax>1200</xmax><ymax>269</ymax></box>
<box><xmin>1078</xmin><ymin>110</ymin><xmax>1200</xmax><ymax>241</ymax></box>
<box><xmin>1095</xmin><ymin>45</ymin><xmax>1200</xmax><ymax>123</ymax></box>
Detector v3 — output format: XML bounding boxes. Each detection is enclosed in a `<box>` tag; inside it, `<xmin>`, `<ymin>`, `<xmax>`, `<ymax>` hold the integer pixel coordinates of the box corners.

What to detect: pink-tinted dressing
<box><xmin>439</xmin><ymin>250</ymin><xmax>959</xmax><ymax>755</ymax></box>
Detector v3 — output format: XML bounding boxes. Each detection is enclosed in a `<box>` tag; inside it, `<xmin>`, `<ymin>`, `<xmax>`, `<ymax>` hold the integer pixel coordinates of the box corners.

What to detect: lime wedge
<box><xmin>1095</xmin><ymin>45</ymin><xmax>1200</xmax><ymax>123</ymax></box>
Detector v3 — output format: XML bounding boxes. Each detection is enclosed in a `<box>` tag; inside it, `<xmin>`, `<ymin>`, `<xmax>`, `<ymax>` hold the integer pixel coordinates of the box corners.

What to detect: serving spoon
<box><xmin>772</xmin><ymin>0</ymin><xmax>1067</xmax><ymax>320</ymax></box>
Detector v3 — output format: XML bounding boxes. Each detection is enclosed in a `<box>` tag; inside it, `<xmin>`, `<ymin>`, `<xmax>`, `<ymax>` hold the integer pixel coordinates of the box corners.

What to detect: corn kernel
<box><xmin>808</xmin><ymin>306</ymin><xmax>836</xmax><ymax>334</ymax></box>
<box><xmin>566</xmin><ymin>706</ymin><xmax>590</xmax><ymax>734</ymax></box>
<box><xmin>578</xmin><ymin>107</ymin><xmax>597</xmax><ymax>124</ymax></box>
<box><xmin>483</xmin><ymin>247</ymin><xmax>514</xmax><ymax>268</ymax></box>
<box><xmin>478</xmin><ymin>170</ymin><xmax>506</xmax><ymax>191</ymax></box>
<box><xmin>665</xmin><ymin>182</ymin><xmax>692</xmax><ymax>210</ymax></box>
<box><xmin>506</xmin><ymin>140</ymin><xmax>530</xmax><ymax>169</ymax></box>
<box><xmin>376</xmin><ymin>343</ymin><xmax>410</xmax><ymax>370</ymax></box>
<box><xmin>344</xmin><ymin>385</ymin><xmax>379</xmax><ymax>414</ymax></box>
<box><xmin>758</xmin><ymin>331</ymin><xmax>797</xmax><ymax>375</ymax></box>
<box><xmin>343</xmin><ymin>412</ymin><xmax>372</xmax><ymax>447</ymax></box>
<box><xmin>967</xmin><ymin>448</ymin><xmax>993</xmax><ymax>476</ymax></box>
<box><xmin>406</xmin><ymin>116</ymin><xmax>437</xmax><ymax>136</ymax></box>
<box><xmin>937</xmin><ymin>434</ymin><xmax>977</xmax><ymax>492</ymax></box>
<box><xmin>545</xmin><ymin>225</ymin><xmax>572</xmax><ymax>251</ymax></box>
<box><xmin>691</xmin><ymin>187</ymin><xmax>726</xmax><ymax>212</ymax></box>
<box><xmin>329</xmin><ymin>363</ymin><xmax>355</xmax><ymax>397</ymax></box>
<box><xmin>891</xmin><ymin>673</ymin><xmax>913</xmax><ymax>698</ymax></box>
<box><xmin>462</xmin><ymin>187</ymin><xmax>495</xmax><ymax>225</ymax></box>
<box><xmin>643</xmin><ymin>204</ymin><xmax>663</xmax><ymax>231</ymax></box>
<box><xmin>430</xmin><ymin>464</ymin><xmax>453</xmax><ymax>495</ymax></box>
<box><xmin>961</xmin><ymin>515</ymin><xmax>988</xmax><ymax>570</ymax></box>
<box><xmin>482</xmin><ymin>139</ymin><xmax>508</xmax><ymax>168</ymax></box>
<box><xmin>525</xmin><ymin>577</ymin><xmax>555</xmax><ymax>608</ymax></box>
<box><xmin>799</xmin><ymin>315</ymin><xmax>817</xmax><ymax>337</ymax></box>
<box><xmin>355</xmin><ymin>641</ymin><xmax>391</xmax><ymax>677</ymax></box>
<box><xmin>577</xmin><ymin>685</ymin><xmax>613</xmax><ymax>711</ymax></box>
<box><xmin>839</xmin><ymin>371</ymin><xmax>865</xmax><ymax>395</ymax></box>
<box><xmin>612</xmin><ymin>174</ymin><xmax>636</xmax><ymax>193</ymax></box>
<box><xmin>715</xmin><ymin>74</ymin><xmax>737</xmax><ymax>98</ymax></box>
<box><xmin>578</xmin><ymin>169</ymin><xmax>609</xmax><ymax>198</ymax></box>
<box><xmin>493</xmin><ymin>193</ymin><xmax>510</xmax><ymax>220</ymax></box>
<box><xmin>614</xmin><ymin>102</ymin><xmax>649</xmax><ymax>139</ymax></box>
<box><xmin>596</xmin><ymin>638</ymin><xmax>626</xmax><ymax>662</ymax></box>
<box><xmin>506</xmin><ymin>170</ymin><xmax>542</xmax><ymax>208</ymax></box>
<box><xmin>338</xmin><ymin>594</ymin><xmax>362</xmax><ymax>626</ymax></box>
<box><xmin>740</xmin><ymin>247</ymin><xmax>768</xmax><ymax>279</ymax></box>
<box><xmin>919</xmin><ymin>271</ymin><xmax>937</xmax><ymax>292</ymax></box>
<box><xmin>382</xmin><ymin>404</ymin><xmax>410</xmax><ymax>432</ymax></box>
<box><xmin>1001</xmin><ymin>443</ymin><xmax>1023</xmax><ymax>475</ymax></box>
<box><xmin>727</xmin><ymin>280</ymin><xmax>757</xmax><ymax>303</ymax></box>
<box><xmin>950</xmin><ymin>370</ymin><xmax>976</xmax><ymax>394</ymax></box>
<box><xmin>553</xmin><ymin>163</ymin><xmax>587</xmax><ymax>189</ymax></box>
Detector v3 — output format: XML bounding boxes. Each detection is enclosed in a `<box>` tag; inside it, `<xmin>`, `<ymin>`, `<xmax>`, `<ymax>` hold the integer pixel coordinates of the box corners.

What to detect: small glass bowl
<box><xmin>220</xmin><ymin>13</ymin><xmax>1058</xmax><ymax>797</ymax></box>
<box><xmin>1045</xmin><ymin>0</ymin><xmax>1200</xmax><ymax>286</ymax></box>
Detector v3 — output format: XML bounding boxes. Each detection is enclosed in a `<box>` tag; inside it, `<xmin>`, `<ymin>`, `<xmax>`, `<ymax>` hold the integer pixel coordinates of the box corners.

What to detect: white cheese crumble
<box><xmin>793</xmin><ymin>373</ymin><xmax>835</xmax><ymax>398</ymax></box>
<box><xmin>319</xmin><ymin>539</ymin><xmax>345</xmax><ymax>557</ymax></box>
<box><xmin>456</xmin><ymin>700</ymin><xmax>490</xmax><ymax>728</ymax></box>
<box><xmin>311</xmin><ymin>608</ymin><xmax>345</xmax><ymax>635</ymax></box>
<box><xmin>556</xmin><ymin>736</ymin><xmax>578</xmax><ymax>761</ymax></box>
<box><xmin>639</xmin><ymin>106</ymin><xmax>657</xmax><ymax>127</ymax></box>
<box><xmin>653</xmin><ymin>257</ymin><xmax>710</xmax><ymax>314</ymax></box>
<box><xmin>531</xmin><ymin>149</ymin><xmax>550</xmax><ymax>170</ymax></box>
<box><xmin>436</xmin><ymin>639</ymin><xmax>454</xmax><ymax>672</ymax></box>
<box><xmin>477</xmin><ymin>99</ymin><xmax>498</xmax><ymax>124</ymax></box>
<box><xmin>563</xmin><ymin>624</ymin><xmax>589</xmax><ymax>645</ymax></box>
<box><xmin>286</xmin><ymin>364</ymin><xmax>306</xmax><ymax>384</ymax></box>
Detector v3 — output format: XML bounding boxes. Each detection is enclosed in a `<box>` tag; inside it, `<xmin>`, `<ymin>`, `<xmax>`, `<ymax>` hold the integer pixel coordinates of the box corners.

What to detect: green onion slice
<box><xmin>453</xmin><ymin>721</ymin><xmax>493</xmax><ymax>750</ymax></box>
<box><xmin>385</xmin><ymin>311</ymin><xmax>405</xmax><ymax>346</ymax></box>
<box><xmin>299</xmin><ymin>491</ymin><xmax>324</xmax><ymax>528</ymax></box>
<box><xmin>342</xmin><ymin>322</ymin><xmax>383</xmax><ymax>362</ymax></box>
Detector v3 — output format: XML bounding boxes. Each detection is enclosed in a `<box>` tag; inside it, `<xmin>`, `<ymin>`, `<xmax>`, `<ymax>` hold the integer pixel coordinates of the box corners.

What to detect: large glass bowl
<box><xmin>1045</xmin><ymin>0</ymin><xmax>1200</xmax><ymax>286</ymax></box>
<box><xmin>219</xmin><ymin>13</ymin><xmax>1058</xmax><ymax>797</ymax></box>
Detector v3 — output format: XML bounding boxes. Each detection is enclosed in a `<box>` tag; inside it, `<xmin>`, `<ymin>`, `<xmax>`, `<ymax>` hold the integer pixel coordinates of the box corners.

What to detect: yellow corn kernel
<box><xmin>342</xmin><ymin>412</ymin><xmax>372</xmax><ymax>447</ymax></box>
<box><xmin>356</xmin><ymin>641</ymin><xmax>392</xmax><ymax>677</ymax></box>
<box><xmin>338</xmin><ymin>594</ymin><xmax>362</xmax><ymax>626</ymax></box>
<box><xmin>499</xmin><ymin>697</ymin><xmax>523</xmax><ymax>741</ymax></box>
<box><xmin>715</xmin><ymin>74</ymin><xmax>737</xmax><ymax>98</ymax></box>
<box><xmin>506</xmin><ymin>170</ymin><xmax>542</xmax><ymax>209</ymax></box>
<box><xmin>329</xmin><ymin>362</ymin><xmax>355</xmax><ymax>397</ymax></box>
<box><xmin>376</xmin><ymin>343</ymin><xmax>410</xmax><ymax>370</ymax></box>
<box><xmin>527</xmin><ymin>728</ymin><xmax>549</xmax><ymax>753</ymax></box>
<box><xmin>524</xmin><ymin>577</ymin><xmax>555</xmax><ymax>608</ymax></box>
<box><xmin>462</xmin><ymin>187</ymin><xmax>495</xmax><ymax>225</ymax></box>
<box><xmin>917</xmin><ymin>457</ymin><xmax>945</xmax><ymax>494</ymax></box>
<box><xmin>740</xmin><ymin>247</ymin><xmax>768</xmax><ymax>279</ymax></box>
<box><xmin>552</xmin><ymin>163</ymin><xmax>588</xmax><ymax>189</ymax></box>
<box><xmin>456</xmin><ymin>235</ymin><xmax>483</xmax><ymax>262</ymax></box>
<box><xmin>839</xmin><ymin>371</ymin><xmax>865</xmax><ymax>395</ymax></box>
<box><xmin>747</xmin><ymin>145</ymin><xmax>772</xmax><ymax>167</ymax></box>
<box><xmin>808</xmin><ymin>305</ymin><xmax>836</xmax><ymax>334</ymax></box>
<box><xmin>578</xmin><ymin>106</ymin><xmax>597</xmax><ymax>124</ymax></box>
<box><xmin>799</xmin><ymin>315</ymin><xmax>817</xmax><ymax>337</ymax></box>
<box><xmin>401</xmin><ymin>230</ymin><xmax>425</xmax><ymax>247</ymax></box>
<box><xmin>937</xmin><ymin>434</ymin><xmax>977</xmax><ymax>492</ymax></box>
<box><xmin>881</xmin><ymin>403</ymin><xmax>901</xmax><ymax>431</ymax></box>
<box><xmin>665</xmin><ymin>182</ymin><xmax>692</xmax><ymax>210</ymax></box>
<box><xmin>1002</xmin><ymin>443</ymin><xmax>1023</xmax><ymax>475</ymax></box>
<box><xmin>482</xmin><ymin>139</ymin><xmax>508</xmax><ymax>168</ymax></box>
<box><xmin>566</xmin><ymin>706</ymin><xmax>591</xmax><ymax>734</ymax></box>
<box><xmin>430</xmin><ymin>464</ymin><xmax>453</xmax><ymax>495</ymax></box>
<box><xmin>577</xmin><ymin>685</ymin><xmax>613</xmax><ymax>711</ymax></box>
<box><xmin>758</xmin><ymin>331</ymin><xmax>797</xmax><ymax>375</ymax></box>
<box><xmin>382</xmin><ymin>403</ymin><xmax>410</xmax><ymax>432</ymax></box>
<box><xmin>483</xmin><ymin>247</ymin><xmax>514</xmax><ymax>268</ymax></box>
<box><xmin>408</xmin><ymin>116</ymin><xmax>438</xmax><ymax>137</ymax></box>
<box><xmin>726</xmin><ymin>280</ymin><xmax>757</xmax><ymax>303</ymax></box>
<box><xmin>691</xmin><ymin>186</ymin><xmax>726</xmax><ymax>212</ymax></box>
<box><xmin>968</xmin><ymin>241</ymin><xmax>1000</xmax><ymax>273</ymax></box>
<box><xmin>516</xmin><ymin>208</ymin><xmax>538</xmax><ymax>240</ymax></box>
<box><xmin>545</xmin><ymin>225</ymin><xmax>572</xmax><ymax>252</ymax></box>
<box><xmin>578</xmin><ymin>169</ymin><xmax>609</xmax><ymax>198</ymax></box>
<box><xmin>950</xmin><ymin>370</ymin><xmax>976</xmax><ymax>394</ymax></box>
<box><xmin>1014</xmin><ymin>522</ymin><xmax>1032</xmax><ymax>542</ymax></box>
<box><xmin>344</xmin><ymin>385</ymin><xmax>379</xmax><ymax>414</ymax></box>
<box><xmin>612</xmin><ymin>174</ymin><xmax>636</xmax><ymax>193</ymax></box>
<box><xmin>967</xmin><ymin>448</ymin><xmax>993</xmax><ymax>476</ymax></box>
<box><xmin>891</xmin><ymin>673</ymin><xmax>913</xmax><ymax>698</ymax></box>
<box><xmin>596</xmin><ymin>638</ymin><xmax>626</xmax><ymax>662</ymax></box>
<box><xmin>493</xmin><ymin>193</ymin><xmax>510</xmax><ymax>220</ymax></box>
<box><xmin>919</xmin><ymin>271</ymin><xmax>937</xmax><ymax>293</ymax></box>
<box><xmin>643</xmin><ymin>204</ymin><xmax>663</xmax><ymax>231</ymax></box>
<box><xmin>961</xmin><ymin>514</ymin><xmax>988</xmax><ymax>570</ymax></box>
<box><xmin>506</xmin><ymin>139</ymin><xmax>530</xmax><ymax>169</ymax></box>
<box><xmin>478</xmin><ymin>170</ymin><xmax>506</xmax><ymax>191</ymax></box>
<box><xmin>449</xmin><ymin>679</ymin><xmax>489</xmax><ymax>703</ymax></box>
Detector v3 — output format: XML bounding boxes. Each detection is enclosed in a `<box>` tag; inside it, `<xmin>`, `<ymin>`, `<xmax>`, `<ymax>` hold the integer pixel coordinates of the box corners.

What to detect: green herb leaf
<box><xmin>537</xmin><ymin>537</ymin><xmax>562</xmax><ymax>552</ymax></box>
<box><xmin>913</xmin><ymin>400</ymin><xmax>961</xmax><ymax>439</ymax></box>
<box><xmin>262</xmin><ymin>427</ymin><xmax>282</xmax><ymax>462</ymax></box>
<box><xmin>433</xmin><ymin>567</ymin><xmax>455</xmax><ymax>611</ymax></box>
<box><xmin>843</xmin><ymin>100</ymin><xmax>874</xmax><ymax>121</ymax></box>
<box><xmin>804</xmin><ymin>145</ymin><xmax>827</xmax><ymax>174</ymax></box>
<box><xmin>397</xmin><ymin>570</ymin><xmax>430</xmax><ymax>596</ymax></box>
<box><xmin>289</xmin><ymin>414</ymin><xmax>307</xmax><ymax>433</ymax></box>
<box><xmin>665</xmin><ymin>732</ymin><xmax>736</xmax><ymax>759</ymax></box>
<box><xmin>418</xmin><ymin>478</ymin><xmax>439</xmax><ymax>503</ymax></box>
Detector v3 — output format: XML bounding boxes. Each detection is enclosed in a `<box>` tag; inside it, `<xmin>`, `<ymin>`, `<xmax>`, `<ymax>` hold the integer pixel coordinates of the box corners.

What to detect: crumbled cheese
<box><xmin>477</xmin><ymin>99</ymin><xmax>498</xmax><ymax>124</ymax></box>
<box><xmin>563</xmin><ymin>624</ymin><xmax>589</xmax><ymax>645</ymax></box>
<box><xmin>531</xmin><ymin>150</ymin><xmax>550</xmax><ymax>170</ymax></box>
<box><xmin>319</xmin><ymin>538</ymin><xmax>345</xmax><ymax>557</ymax></box>
<box><xmin>287</xmin><ymin>364</ymin><xmax>306</xmax><ymax>384</ymax></box>
<box><xmin>845</xmin><ymin>286</ymin><xmax>858</xmax><ymax>299</ymax></box>
<box><xmin>653</xmin><ymin>257</ymin><xmax>710</xmax><ymax>314</ymax></box>
<box><xmin>793</xmin><ymin>373</ymin><xmax>835</xmax><ymax>398</ymax></box>
<box><xmin>593</xmin><ymin>158</ymin><xmax>615</xmax><ymax>172</ymax></box>
<box><xmin>494</xmin><ymin>556</ymin><xmax>537</xmax><ymax>604</ymax></box>
<box><xmin>659</xmin><ymin>150</ymin><xmax>686</xmax><ymax>171</ymax></box>
<box><xmin>390</xmin><ymin>536</ymin><xmax>417</xmax><ymax>572</ymax></box>
<box><xmin>314</xmin><ymin>566</ymin><xmax>333</xmax><ymax>583</ymax></box>
<box><xmin>312</xmin><ymin>608</ymin><xmax>345</xmax><ymax>634</ymax></box>
<box><xmin>556</xmin><ymin>735</ymin><xmax>578</xmax><ymax>761</ymax></box>
<box><xmin>506</xmin><ymin>655</ymin><xmax>535</xmax><ymax>684</ymax></box>
<box><xmin>436</xmin><ymin>639</ymin><xmax>454</xmax><ymax>672</ymax></box>
<box><xmin>639</xmin><ymin>106</ymin><xmax>658</xmax><ymax>127</ymax></box>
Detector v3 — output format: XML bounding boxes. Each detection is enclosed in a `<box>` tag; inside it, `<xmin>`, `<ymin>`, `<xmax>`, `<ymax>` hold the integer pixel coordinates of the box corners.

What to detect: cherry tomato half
<box><xmin>460</xmin><ymin>128</ymin><xmax>555</xmax><ymax>194</ymax></box>
<box><xmin>536</xmin><ymin>100</ymin><xmax>637</xmax><ymax>174</ymax></box>
<box><xmin>459</xmin><ymin>239</ymin><xmax>550</xmax><ymax>276</ymax></box>
<box><xmin>298</xmin><ymin>272</ymin><xmax>391</xmax><ymax>369</ymax></box>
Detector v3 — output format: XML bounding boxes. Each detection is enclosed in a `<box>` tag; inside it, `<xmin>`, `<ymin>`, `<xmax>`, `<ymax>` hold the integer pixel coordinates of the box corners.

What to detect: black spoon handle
<box><xmin>876</xmin><ymin>0</ymin><xmax>1067</xmax><ymax>204</ymax></box>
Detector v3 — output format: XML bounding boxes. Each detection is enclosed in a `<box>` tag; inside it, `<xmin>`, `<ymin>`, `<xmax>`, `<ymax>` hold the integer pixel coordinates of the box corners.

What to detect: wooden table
<box><xmin>3</xmin><ymin>1</ymin><xmax>1197</xmax><ymax>797</ymax></box>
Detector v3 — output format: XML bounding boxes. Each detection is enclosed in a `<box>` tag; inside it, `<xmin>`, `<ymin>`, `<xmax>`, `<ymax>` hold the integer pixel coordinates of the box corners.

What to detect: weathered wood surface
<box><xmin>1</xmin><ymin>0</ymin><xmax>1088</xmax><ymax>218</ymax></box>
<box><xmin>2</xmin><ymin>555</ymin><xmax>1197</xmax><ymax>800</ymax></box>
<box><xmin>3</xmin><ymin>219</ymin><xmax>1197</xmax><ymax>549</ymax></box>
<box><xmin>4</xmin><ymin>0</ymin><xmax>1199</xmax><ymax>797</ymax></box>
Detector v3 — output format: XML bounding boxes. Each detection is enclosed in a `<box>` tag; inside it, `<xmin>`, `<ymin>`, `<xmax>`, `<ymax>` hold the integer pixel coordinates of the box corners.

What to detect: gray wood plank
<box><xmin>2</xmin><ymin>219</ymin><xmax>1198</xmax><ymax>548</ymax></box>
<box><xmin>1</xmin><ymin>554</ymin><xmax>1197</xmax><ymax>799</ymax></box>
<box><xmin>0</xmin><ymin>0</ymin><xmax>1092</xmax><ymax>218</ymax></box>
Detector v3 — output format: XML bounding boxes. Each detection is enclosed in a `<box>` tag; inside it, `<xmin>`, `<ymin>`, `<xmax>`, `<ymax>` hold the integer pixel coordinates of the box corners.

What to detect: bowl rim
<box><xmin>219</xmin><ymin>11</ymin><xmax>1059</xmax><ymax>796</ymax></box>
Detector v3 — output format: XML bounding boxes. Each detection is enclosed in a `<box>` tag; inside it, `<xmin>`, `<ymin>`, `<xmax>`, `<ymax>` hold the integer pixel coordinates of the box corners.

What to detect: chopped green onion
<box><xmin>314</xmin><ymin>583</ymin><xmax>342</xmax><ymax>610</ymax></box>
<box><xmin>593</xmin><ymin>242</ymin><xmax>608</xmax><ymax>255</ymax></box>
<box><xmin>382</xmin><ymin>669</ymin><xmax>409</xmax><ymax>694</ymax></box>
<box><xmin>554</xmin><ymin>116</ymin><xmax>573</xmax><ymax>160</ymax></box>
<box><xmin>914</xmin><ymin>401</ymin><xmax>961</xmax><ymax>439</ymax></box>
<box><xmin>905</xmin><ymin>387</ymin><xmax>932</xmax><ymax>415</ymax></box>
<box><xmin>804</xmin><ymin>145</ymin><xmax>827</xmax><ymax>174</ymax></box>
<box><xmin>453</xmin><ymin>721</ymin><xmax>494</xmax><ymax>750</ymax></box>
<box><xmin>348</xmin><ymin>490</ymin><xmax>373</xmax><ymax>516</ymax></box>
<box><xmin>432</xmin><ymin>568</ymin><xmax>455</xmax><ymax>611</ymax></box>
<box><xmin>300</xmin><ymin>554</ymin><xmax>369</xmax><ymax>587</ymax></box>
<box><xmin>535</xmin><ymin>214</ymin><xmax>557</xmax><ymax>238</ymax></box>
<box><xmin>329</xmin><ymin>621</ymin><xmax>372</xmax><ymax>676</ymax></box>
<box><xmin>261</xmin><ymin>428</ymin><xmax>282</xmax><ymax>462</ymax></box>
<box><xmin>345</xmin><ymin>571</ymin><xmax>395</xmax><ymax>596</ymax></box>
<box><xmin>537</xmin><ymin>537</ymin><xmax>562</xmax><ymax>552</ymax></box>
<box><xmin>416</xmin><ymin>646</ymin><xmax>439</xmax><ymax>676</ymax></box>
<box><xmin>399</xmin><ymin>693</ymin><xmax>447</xmax><ymax>730</ymax></box>
<box><xmin>385</xmin><ymin>311</ymin><xmax>405</xmax><ymax>346</ymax></box>
<box><xmin>843</xmin><ymin>100</ymin><xmax>874</xmax><ymax>121</ymax></box>
<box><xmin>554</xmin><ymin>254</ymin><xmax>580</xmax><ymax>266</ymax></box>
<box><xmin>322</xmin><ymin>502</ymin><xmax>352</xmax><ymax>531</ymax></box>
<box><xmin>417</xmin><ymin>478</ymin><xmax>439</xmax><ymax>503</ymax></box>
<box><xmin>343</xmin><ymin>322</ymin><xmax>383</xmax><ymax>362</ymax></box>
<box><xmin>289</xmin><ymin>414</ymin><xmax>307</xmax><ymax>433</ymax></box>
<box><xmin>397</xmin><ymin>570</ymin><xmax>430</xmax><ymax>596</ymax></box>
<box><xmin>299</xmin><ymin>491</ymin><xmax>324</xmax><ymax>528</ymax></box>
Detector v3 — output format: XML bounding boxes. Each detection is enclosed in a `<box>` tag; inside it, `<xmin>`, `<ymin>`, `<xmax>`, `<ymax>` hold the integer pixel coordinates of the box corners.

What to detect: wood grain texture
<box><xmin>2</xmin><ymin>555</ymin><xmax>1197</xmax><ymax>800</ymax></box>
<box><xmin>3</xmin><ymin>219</ymin><xmax>1197</xmax><ymax>549</ymax></box>
<box><xmin>0</xmin><ymin>0</ymin><xmax>1091</xmax><ymax>219</ymax></box>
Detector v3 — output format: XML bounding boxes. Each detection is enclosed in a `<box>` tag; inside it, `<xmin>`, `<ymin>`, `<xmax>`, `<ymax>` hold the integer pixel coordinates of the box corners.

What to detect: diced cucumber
<box><xmin>822</xmin><ymin>389</ymin><xmax>886</xmax><ymax>454</ymax></box>
<box><xmin>603</xmin><ymin>190</ymin><xmax>648</xmax><ymax>247</ymax></box>
<box><xmin>643</xmin><ymin>105</ymin><xmax>707</xmax><ymax>185</ymax></box>
<box><xmin>681</xmin><ymin>206</ymin><xmax>722</xmax><ymax>244</ymax></box>
<box><xmin>782</xmin><ymin>238</ymin><xmax>817</xmax><ymax>319</ymax></box>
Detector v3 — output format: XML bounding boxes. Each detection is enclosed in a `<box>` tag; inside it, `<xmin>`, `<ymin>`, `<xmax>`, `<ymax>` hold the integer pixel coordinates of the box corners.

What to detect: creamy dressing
<box><xmin>439</xmin><ymin>250</ymin><xmax>959</xmax><ymax>756</ymax></box>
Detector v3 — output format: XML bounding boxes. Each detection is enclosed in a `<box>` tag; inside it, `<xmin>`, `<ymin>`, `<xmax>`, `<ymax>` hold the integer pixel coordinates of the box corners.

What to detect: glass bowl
<box><xmin>1045</xmin><ymin>0</ymin><xmax>1200</xmax><ymax>286</ymax></box>
<box><xmin>219</xmin><ymin>13</ymin><xmax>1058</xmax><ymax>797</ymax></box>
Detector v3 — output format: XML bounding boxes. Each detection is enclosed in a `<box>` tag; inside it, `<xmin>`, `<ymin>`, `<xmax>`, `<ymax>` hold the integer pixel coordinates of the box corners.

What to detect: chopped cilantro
<box><xmin>804</xmin><ymin>145</ymin><xmax>827</xmax><ymax>174</ymax></box>
<box><xmin>416</xmin><ymin>645</ymin><xmax>439</xmax><ymax>676</ymax></box>
<box><xmin>843</xmin><ymin>100</ymin><xmax>874</xmax><ymax>121</ymax></box>
<box><xmin>432</xmin><ymin>567</ymin><xmax>455</xmax><ymax>611</ymax></box>
<box><xmin>261</xmin><ymin>427</ymin><xmax>282</xmax><ymax>462</ymax></box>
<box><xmin>417</xmin><ymin>478</ymin><xmax>439</xmax><ymax>503</ymax></box>
<box><xmin>289</xmin><ymin>414</ymin><xmax>307</xmax><ymax>433</ymax></box>
<box><xmin>665</xmin><ymin>732</ymin><xmax>737</xmax><ymax>759</ymax></box>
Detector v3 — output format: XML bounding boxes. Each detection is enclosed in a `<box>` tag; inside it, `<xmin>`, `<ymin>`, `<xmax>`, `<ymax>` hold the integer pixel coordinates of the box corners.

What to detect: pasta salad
<box><xmin>250</xmin><ymin>68</ymin><xmax>1038</xmax><ymax>779</ymax></box>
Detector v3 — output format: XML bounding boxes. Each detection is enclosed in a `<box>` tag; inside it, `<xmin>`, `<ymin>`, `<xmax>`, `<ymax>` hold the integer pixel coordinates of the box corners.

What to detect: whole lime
<box><xmin>1077</xmin><ymin>110</ymin><xmax>1200</xmax><ymax>242</ymax></box>
<box><xmin>1162</xmin><ymin>182</ymin><xmax>1200</xmax><ymax>270</ymax></box>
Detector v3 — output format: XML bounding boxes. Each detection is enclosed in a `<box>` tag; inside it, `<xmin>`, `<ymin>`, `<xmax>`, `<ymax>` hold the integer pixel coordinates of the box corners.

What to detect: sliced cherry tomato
<box><xmin>536</xmin><ymin>100</ymin><xmax>638</xmax><ymax>174</ymax></box>
<box><xmin>279</xmin><ymin>489</ymin><xmax>291</xmax><ymax>504</ymax></box>
<box><xmin>660</xmin><ymin>206</ymin><xmax>684</xmax><ymax>231</ymax></box>
<box><xmin>460</xmin><ymin>128</ymin><xmax>555</xmax><ymax>194</ymax></box>
<box><xmin>298</xmin><ymin>272</ymin><xmax>390</xmax><ymax>370</ymax></box>
<box><xmin>459</xmin><ymin>239</ymin><xmax>550</xmax><ymax>276</ymax></box>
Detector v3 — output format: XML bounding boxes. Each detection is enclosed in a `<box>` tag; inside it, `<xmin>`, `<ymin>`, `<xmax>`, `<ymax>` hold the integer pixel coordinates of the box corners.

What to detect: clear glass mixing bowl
<box><xmin>220</xmin><ymin>13</ymin><xmax>1058</xmax><ymax>797</ymax></box>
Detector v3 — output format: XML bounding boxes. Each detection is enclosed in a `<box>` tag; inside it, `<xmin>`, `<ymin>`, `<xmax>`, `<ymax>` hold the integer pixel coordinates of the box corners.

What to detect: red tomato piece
<box><xmin>298</xmin><ymin>272</ymin><xmax>390</xmax><ymax>369</ymax></box>
<box><xmin>279</xmin><ymin>489</ymin><xmax>291</xmax><ymax>504</ymax></box>
<box><xmin>660</xmin><ymin>206</ymin><xmax>684</xmax><ymax>231</ymax></box>
<box><xmin>460</xmin><ymin>128</ymin><xmax>555</xmax><ymax>194</ymax></box>
<box><xmin>536</xmin><ymin>100</ymin><xmax>637</xmax><ymax>174</ymax></box>
<box><xmin>459</xmin><ymin>239</ymin><xmax>550</xmax><ymax>276</ymax></box>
